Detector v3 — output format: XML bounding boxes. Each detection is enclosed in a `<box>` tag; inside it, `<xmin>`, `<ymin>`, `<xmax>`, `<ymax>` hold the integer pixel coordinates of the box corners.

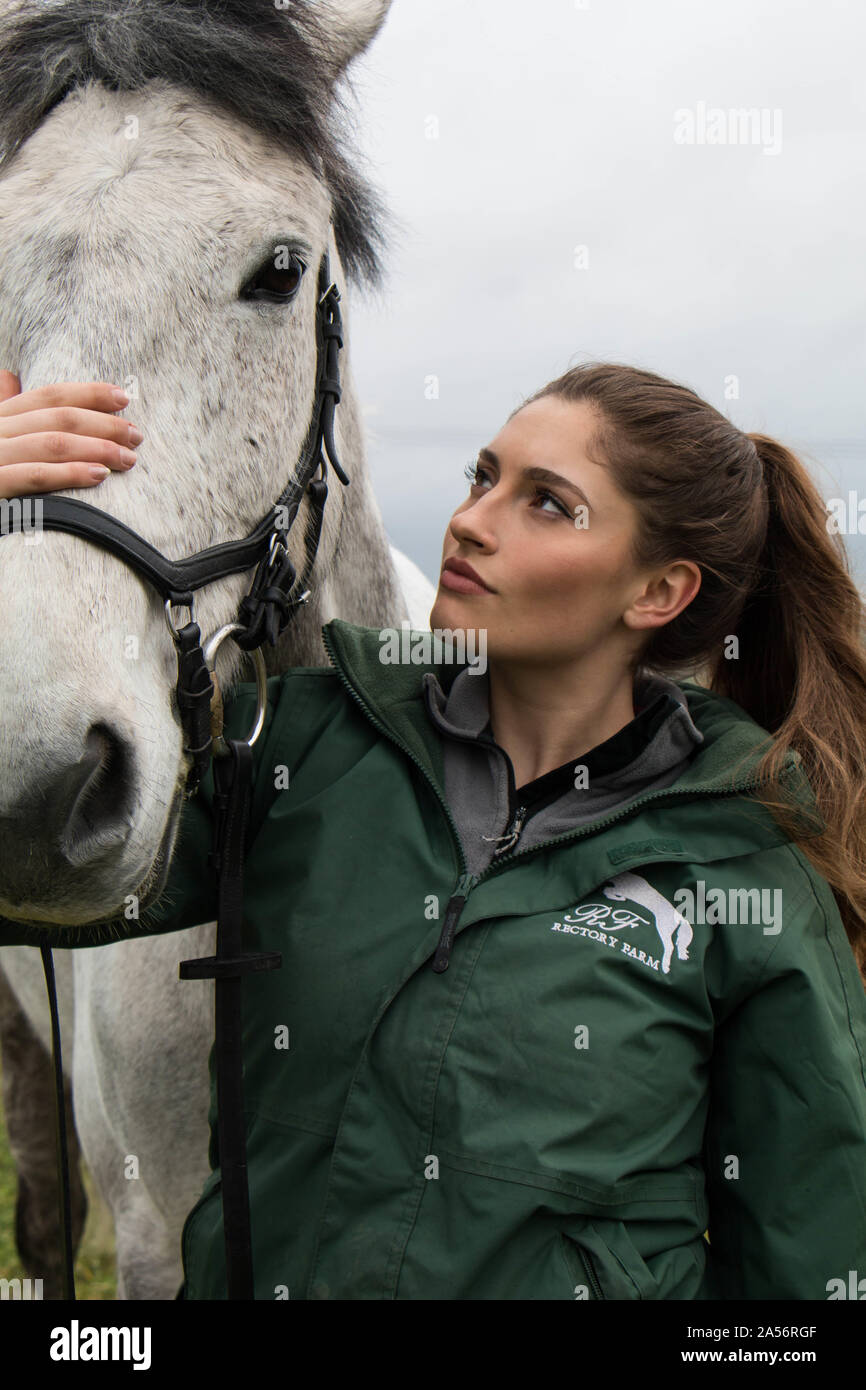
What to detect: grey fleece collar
<box><xmin>421</xmin><ymin>666</ymin><xmax>705</xmax><ymax>875</ymax></box>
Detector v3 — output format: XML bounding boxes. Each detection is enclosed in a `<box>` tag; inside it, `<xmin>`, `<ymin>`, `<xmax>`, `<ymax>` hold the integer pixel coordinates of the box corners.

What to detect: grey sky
<box><xmin>338</xmin><ymin>0</ymin><xmax>865</xmax><ymax>586</ymax></box>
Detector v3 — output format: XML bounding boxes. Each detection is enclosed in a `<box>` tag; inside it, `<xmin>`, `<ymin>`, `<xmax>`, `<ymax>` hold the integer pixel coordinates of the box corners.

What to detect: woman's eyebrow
<box><xmin>478</xmin><ymin>446</ymin><xmax>593</xmax><ymax>512</ymax></box>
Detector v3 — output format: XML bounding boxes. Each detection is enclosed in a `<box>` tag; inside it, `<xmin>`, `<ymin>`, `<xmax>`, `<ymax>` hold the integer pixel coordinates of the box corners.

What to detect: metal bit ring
<box><xmin>202</xmin><ymin>623</ymin><xmax>268</xmax><ymax>756</ymax></box>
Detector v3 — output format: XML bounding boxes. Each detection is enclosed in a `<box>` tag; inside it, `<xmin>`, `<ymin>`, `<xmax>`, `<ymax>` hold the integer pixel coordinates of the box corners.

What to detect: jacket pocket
<box><xmin>558</xmin><ymin>1233</ymin><xmax>606</xmax><ymax>1300</ymax></box>
<box><xmin>560</xmin><ymin>1220</ymin><xmax>663</xmax><ymax>1300</ymax></box>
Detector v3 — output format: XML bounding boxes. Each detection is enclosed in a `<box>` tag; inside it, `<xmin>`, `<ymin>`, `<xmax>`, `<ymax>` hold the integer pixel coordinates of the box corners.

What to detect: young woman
<box><xmin>2</xmin><ymin>361</ymin><xmax>866</xmax><ymax>1301</ymax></box>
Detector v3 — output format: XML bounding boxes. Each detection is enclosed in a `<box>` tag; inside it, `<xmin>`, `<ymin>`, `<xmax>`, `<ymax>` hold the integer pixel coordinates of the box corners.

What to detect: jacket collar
<box><xmin>422</xmin><ymin>663</ymin><xmax>704</xmax><ymax>790</ymax></box>
<box><xmin>320</xmin><ymin>619</ymin><xmax>823</xmax><ymax>842</ymax></box>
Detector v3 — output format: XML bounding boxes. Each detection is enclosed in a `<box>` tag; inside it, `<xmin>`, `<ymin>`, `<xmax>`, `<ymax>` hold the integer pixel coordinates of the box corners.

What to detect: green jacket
<box><xmin>4</xmin><ymin>618</ymin><xmax>866</xmax><ymax>1300</ymax></box>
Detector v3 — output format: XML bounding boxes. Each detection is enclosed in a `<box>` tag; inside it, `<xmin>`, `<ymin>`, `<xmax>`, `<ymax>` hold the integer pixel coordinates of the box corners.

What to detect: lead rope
<box><xmin>35</xmin><ymin>721</ymin><xmax>279</xmax><ymax>1301</ymax></box>
<box><xmin>39</xmin><ymin>945</ymin><xmax>76</xmax><ymax>1301</ymax></box>
<box><xmin>179</xmin><ymin>738</ymin><xmax>281</xmax><ymax>1299</ymax></box>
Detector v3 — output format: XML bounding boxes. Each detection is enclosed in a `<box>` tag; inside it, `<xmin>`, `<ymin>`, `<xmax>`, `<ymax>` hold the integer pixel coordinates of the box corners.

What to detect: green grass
<box><xmin>0</xmin><ymin>1051</ymin><xmax>117</xmax><ymax>1299</ymax></box>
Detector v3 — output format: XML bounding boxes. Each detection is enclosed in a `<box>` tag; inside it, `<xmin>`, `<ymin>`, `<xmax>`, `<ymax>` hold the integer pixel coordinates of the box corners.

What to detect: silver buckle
<box><xmin>164</xmin><ymin>597</ymin><xmax>195</xmax><ymax>641</ymax></box>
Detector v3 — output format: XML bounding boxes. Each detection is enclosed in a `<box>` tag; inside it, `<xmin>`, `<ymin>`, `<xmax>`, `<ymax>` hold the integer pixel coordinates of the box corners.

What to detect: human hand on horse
<box><xmin>0</xmin><ymin>371</ymin><xmax>142</xmax><ymax>499</ymax></box>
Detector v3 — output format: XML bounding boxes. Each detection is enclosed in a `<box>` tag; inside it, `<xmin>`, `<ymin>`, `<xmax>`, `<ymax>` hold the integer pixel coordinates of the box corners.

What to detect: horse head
<box><xmin>0</xmin><ymin>0</ymin><xmax>407</xmax><ymax>926</ymax></box>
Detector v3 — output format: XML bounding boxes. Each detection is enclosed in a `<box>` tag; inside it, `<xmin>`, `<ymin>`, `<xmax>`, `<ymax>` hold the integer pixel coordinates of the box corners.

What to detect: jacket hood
<box><xmin>320</xmin><ymin>619</ymin><xmax>826</xmax><ymax>856</ymax></box>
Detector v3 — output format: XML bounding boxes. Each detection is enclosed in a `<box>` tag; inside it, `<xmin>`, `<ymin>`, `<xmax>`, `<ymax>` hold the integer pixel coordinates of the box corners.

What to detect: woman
<box><xmin>2</xmin><ymin>361</ymin><xmax>866</xmax><ymax>1301</ymax></box>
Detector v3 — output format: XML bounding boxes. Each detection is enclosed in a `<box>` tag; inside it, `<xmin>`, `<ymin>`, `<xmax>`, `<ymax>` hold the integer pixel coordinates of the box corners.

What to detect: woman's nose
<box><xmin>449</xmin><ymin>499</ymin><xmax>496</xmax><ymax>547</ymax></box>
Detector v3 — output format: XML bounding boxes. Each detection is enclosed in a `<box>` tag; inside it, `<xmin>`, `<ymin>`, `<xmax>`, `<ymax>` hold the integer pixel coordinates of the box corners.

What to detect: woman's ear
<box><xmin>623</xmin><ymin>561</ymin><xmax>703</xmax><ymax>632</ymax></box>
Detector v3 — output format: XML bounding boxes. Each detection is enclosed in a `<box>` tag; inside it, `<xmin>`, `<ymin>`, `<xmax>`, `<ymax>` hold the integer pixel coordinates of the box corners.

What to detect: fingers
<box><xmin>0</xmin><ymin>431</ymin><xmax>137</xmax><ymax>473</ymax></box>
<box><xmin>0</xmin><ymin>460</ymin><xmax>117</xmax><ymax>501</ymax></box>
<box><xmin>0</xmin><ymin>370</ymin><xmax>21</xmax><ymax>405</ymax></box>
<box><xmin>0</xmin><ymin>377</ymin><xmax>143</xmax><ymax>499</ymax></box>
<box><xmin>0</xmin><ymin>406</ymin><xmax>143</xmax><ymax>449</ymax></box>
<box><xmin>0</xmin><ymin>379</ymin><xmax>130</xmax><ymax>419</ymax></box>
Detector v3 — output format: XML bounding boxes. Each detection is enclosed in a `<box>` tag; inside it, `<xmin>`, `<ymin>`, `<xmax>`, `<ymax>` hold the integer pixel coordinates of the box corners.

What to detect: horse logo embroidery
<box><xmin>601</xmin><ymin>870</ymin><xmax>693</xmax><ymax>974</ymax></box>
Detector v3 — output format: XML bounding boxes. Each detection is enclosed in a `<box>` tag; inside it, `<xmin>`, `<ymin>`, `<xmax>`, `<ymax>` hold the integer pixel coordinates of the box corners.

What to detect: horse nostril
<box><xmin>58</xmin><ymin>723</ymin><xmax>135</xmax><ymax>865</ymax></box>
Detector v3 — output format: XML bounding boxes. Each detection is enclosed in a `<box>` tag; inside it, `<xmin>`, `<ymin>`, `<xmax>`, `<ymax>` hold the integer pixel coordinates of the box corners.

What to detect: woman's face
<box><xmin>429</xmin><ymin>395</ymin><xmax>664</xmax><ymax>669</ymax></box>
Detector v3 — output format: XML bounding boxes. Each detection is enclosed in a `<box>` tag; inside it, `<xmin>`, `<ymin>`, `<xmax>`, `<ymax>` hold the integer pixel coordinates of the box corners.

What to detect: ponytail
<box><xmin>709</xmin><ymin>433</ymin><xmax>866</xmax><ymax>983</ymax></box>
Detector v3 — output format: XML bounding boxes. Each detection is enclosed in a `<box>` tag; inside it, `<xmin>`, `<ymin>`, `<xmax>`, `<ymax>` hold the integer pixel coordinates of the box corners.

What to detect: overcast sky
<box><xmin>337</xmin><ymin>0</ymin><xmax>866</xmax><ymax>587</ymax></box>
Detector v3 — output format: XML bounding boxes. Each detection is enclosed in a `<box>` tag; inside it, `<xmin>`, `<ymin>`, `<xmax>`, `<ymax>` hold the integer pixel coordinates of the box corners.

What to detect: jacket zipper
<box><xmin>489</xmin><ymin>805</ymin><xmax>528</xmax><ymax>857</ymax></box>
<box><xmin>431</xmin><ymin>871</ymin><xmax>476</xmax><ymax>973</ymax></box>
<box><xmin>319</xmin><ymin>628</ymin><xmax>771</xmax><ymax>973</ymax></box>
<box><xmin>581</xmin><ymin>1246</ymin><xmax>605</xmax><ymax>1301</ymax></box>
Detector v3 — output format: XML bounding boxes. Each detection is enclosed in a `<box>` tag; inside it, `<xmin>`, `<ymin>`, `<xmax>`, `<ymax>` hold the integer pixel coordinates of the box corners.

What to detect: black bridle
<box><xmin>2</xmin><ymin>251</ymin><xmax>347</xmax><ymax>1300</ymax></box>
<box><xmin>8</xmin><ymin>251</ymin><xmax>348</xmax><ymax>798</ymax></box>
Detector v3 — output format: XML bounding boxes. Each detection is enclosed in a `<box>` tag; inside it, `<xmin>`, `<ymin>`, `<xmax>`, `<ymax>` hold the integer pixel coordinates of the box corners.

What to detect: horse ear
<box><xmin>312</xmin><ymin>0</ymin><xmax>393</xmax><ymax>79</ymax></box>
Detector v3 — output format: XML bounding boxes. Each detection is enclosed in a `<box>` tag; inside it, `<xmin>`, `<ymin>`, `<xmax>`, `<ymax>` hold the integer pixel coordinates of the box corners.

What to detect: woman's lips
<box><xmin>440</xmin><ymin>569</ymin><xmax>492</xmax><ymax>594</ymax></box>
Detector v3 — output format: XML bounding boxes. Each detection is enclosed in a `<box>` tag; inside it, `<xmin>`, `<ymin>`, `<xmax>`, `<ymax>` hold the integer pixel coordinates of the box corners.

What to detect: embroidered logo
<box><xmin>550</xmin><ymin>870</ymin><xmax>693</xmax><ymax>975</ymax></box>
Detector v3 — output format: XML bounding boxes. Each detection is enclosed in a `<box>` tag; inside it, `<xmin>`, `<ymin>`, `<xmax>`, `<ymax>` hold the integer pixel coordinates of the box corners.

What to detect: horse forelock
<box><xmin>0</xmin><ymin>0</ymin><xmax>389</xmax><ymax>287</ymax></box>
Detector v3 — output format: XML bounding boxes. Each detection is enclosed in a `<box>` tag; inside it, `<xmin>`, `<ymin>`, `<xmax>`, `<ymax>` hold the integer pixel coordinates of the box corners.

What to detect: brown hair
<box><xmin>518</xmin><ymin>362</ymin><xmax>866</xmax><ymax>986</ymax></box>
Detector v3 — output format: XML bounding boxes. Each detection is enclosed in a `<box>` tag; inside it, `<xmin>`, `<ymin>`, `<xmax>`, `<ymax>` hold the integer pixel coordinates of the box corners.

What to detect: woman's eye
<box><xmin>462</xmin><ymin>462</ymin><xmax>569</xmax><ymax>517</ymax></box>
<box><xmin>463</xmin><ymin>460</ymin><xmax>488</xmax><ymax>487</ymax></box>
<box><xmin>534</xmin><ymin>490</ymin><xmax>570</xmax><ymax>517</ymax></box>
<box><xmin>240</xmin><ymin>252</ymin><xmax>307</xmax><ymax>303</ymax></box>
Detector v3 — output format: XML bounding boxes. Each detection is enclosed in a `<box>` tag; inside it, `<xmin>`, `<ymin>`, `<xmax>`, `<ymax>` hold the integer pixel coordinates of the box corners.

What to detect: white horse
<box><xmin>0</xmin><ymin>0</ymin><xmax>434</xmax><ymax>1298</ymax></box>
<box><xmin>602</xmin><ymin>872</ymin><xmax>694</xmax><ymax>975</ymax></box>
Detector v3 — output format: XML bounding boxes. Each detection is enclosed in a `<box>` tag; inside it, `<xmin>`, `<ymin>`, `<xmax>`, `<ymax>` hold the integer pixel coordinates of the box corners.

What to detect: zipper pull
<box><xmin>432</xmin><ymin>872</ymin><xmax>477</xmax><ymax>973</ymax></box>
<box><xmin>483</xmin><ymin>804</ymin><xmax>528</xmax><ymax>858</ymax></box>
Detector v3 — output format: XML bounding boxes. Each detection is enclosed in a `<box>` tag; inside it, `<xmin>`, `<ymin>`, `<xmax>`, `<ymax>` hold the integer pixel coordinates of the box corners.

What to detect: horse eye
<box><xmin>240</xmin><ymin>252</ymin><xmax>307</xmax><ymax>303</ymax></box>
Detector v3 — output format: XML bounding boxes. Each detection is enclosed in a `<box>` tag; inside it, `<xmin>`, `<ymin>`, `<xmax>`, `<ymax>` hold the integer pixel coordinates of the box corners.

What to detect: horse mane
<box><xmin>0</xmin><ymin>0</ymin><xmax>389</xmax><ymax>287</ymax></box>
